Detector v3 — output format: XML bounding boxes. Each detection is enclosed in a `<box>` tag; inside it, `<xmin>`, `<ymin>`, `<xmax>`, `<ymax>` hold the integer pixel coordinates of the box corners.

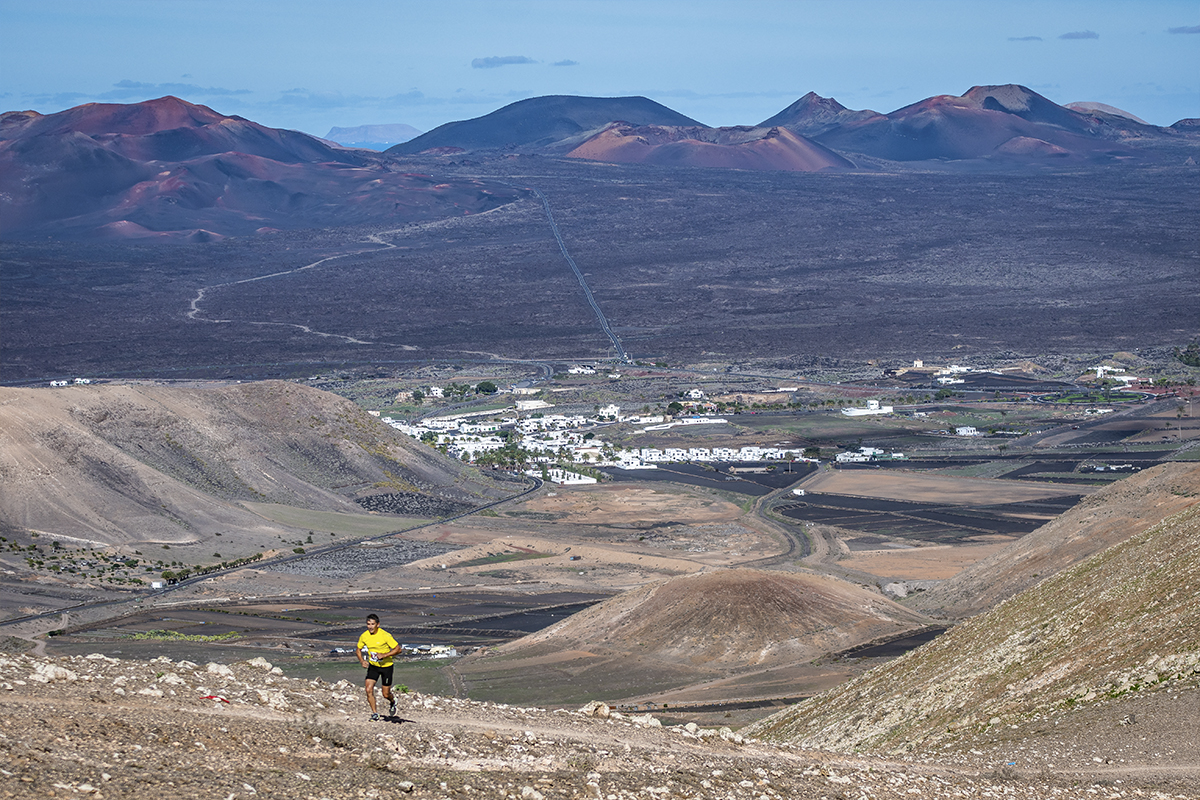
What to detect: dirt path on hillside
<box><xmin>3</xmin><ymin>651</ymin><xmax>1196</xmax><ymax>799</ymax></box>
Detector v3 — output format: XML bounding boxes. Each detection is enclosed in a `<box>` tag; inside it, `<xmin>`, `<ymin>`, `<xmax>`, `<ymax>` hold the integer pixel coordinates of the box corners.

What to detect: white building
<box><xmin>842</xmin><ymin>400</ymin><xmax>894</xmax><ymax>417</ymax></box>
<box><xmin>955</xmin><ymin>426</ymin><xmax>982</xmax><ymax>437</ymax></box>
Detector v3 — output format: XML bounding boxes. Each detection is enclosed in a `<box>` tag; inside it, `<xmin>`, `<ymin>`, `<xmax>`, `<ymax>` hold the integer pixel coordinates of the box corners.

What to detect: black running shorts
<box><xmin>365</xmin><ymin>664</ymin><xmax>394</xmax><ymax>686</ymax></box>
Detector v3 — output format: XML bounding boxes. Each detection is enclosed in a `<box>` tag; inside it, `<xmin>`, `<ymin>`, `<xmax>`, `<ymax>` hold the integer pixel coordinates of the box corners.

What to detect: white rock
<box><xmin>256</xmin><ymin>689</ymin><xmax>290</xmax><ymax>711</ymax></box>
<box><xmin>29</xmin><ymin>663</ymin><xmax>77</xmax><ymax>683</ymax></box>
<box><xmin>206</xmin><ymin>663</ymin><xmax>235</xmax><ymax>677</ymax></box>
<box><xmin>580</xmin><ymin>700</ymin><xmax>611</xmax><ymax>718</ymax></box>
<box><xmin>245</xmin><ymin>657</ymin><xmax>273</xmax><ymax>671</ymax></box>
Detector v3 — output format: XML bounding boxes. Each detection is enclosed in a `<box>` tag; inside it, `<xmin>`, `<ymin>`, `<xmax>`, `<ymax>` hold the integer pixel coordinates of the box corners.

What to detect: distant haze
<box><xmin>324</xmin><ymin>123</ymin><xmax>423</xmax><ymax>150</ymax></box>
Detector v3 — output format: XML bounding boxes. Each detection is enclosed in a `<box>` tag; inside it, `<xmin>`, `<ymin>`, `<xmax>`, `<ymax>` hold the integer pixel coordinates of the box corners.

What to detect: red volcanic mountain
<box><xmin>566</xmin><ymin>123</ymin><xmax>854</xmax><ymax>171</ymax></box>
<box><xmin>0</xmin><ymin>96</ymin><xmax>523</xmax><ymax>241</ymax></box>
<box><xmin>807</xmin><ymin>84</ymin><xmax>1141</xmax><ymax>162</ymax></box>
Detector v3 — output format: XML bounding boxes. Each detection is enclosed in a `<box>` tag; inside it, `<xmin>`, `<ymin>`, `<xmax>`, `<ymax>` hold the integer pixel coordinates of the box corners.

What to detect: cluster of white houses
<box><xmin>380</xmin><ymin>404</ymin><xmax>815</xmax><ymax>478</ymax></box>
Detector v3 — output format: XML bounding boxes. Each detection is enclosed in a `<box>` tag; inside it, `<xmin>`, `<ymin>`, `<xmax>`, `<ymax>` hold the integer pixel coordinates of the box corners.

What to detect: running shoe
<box><xmin>388</xmin><ymin>697</ymin><xmax>397</xmax><ymax>717</ymax></box>
<box><xmin>370</xmin><ymin>712</ymin><xmax>380</xmax><ymax>721</ymax></box>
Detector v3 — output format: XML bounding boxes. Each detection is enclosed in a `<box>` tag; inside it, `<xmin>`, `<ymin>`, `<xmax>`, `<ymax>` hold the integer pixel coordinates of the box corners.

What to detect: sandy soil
<box><xmin>837</xmin><ymin>540</ymin><xmax>1017</xmax><ymax>580</ymax></box>
<box><xmin>801</xmin><ymin>469</ymin><xmax>1090</xmax><ymax>504</ymax></box>
<box><xmin>518</xmin><ymin>483</ymin><xmax>745</xmax><ymax>526</ymax></box>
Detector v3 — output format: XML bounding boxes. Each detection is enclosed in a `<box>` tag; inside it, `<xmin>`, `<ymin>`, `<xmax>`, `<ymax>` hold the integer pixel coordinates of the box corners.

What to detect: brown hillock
<box><xmin>0</xmin><ymin>381</ymin><xmax>503</xmax><ymax>547</ymax></box>
<box><xmin>532</xmin><ymin>568</ymin><xmax>928</xmax><ymax>666</ymax></box>
<box><xmin>908</xmin><ymin>462</ymin><xmax>1200</xmax><ymax>619</ymax></box>
<box><xmin>457</xmin><ymin>568</ymin><xmax>932</xmax><ymax>707</ymax></box>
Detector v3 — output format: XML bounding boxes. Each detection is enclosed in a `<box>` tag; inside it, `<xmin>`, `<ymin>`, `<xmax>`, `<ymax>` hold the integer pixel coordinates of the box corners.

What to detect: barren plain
<box><xmin>4</xmin><ymin>159</ymin><xmax>1197</xmax><ymax>383</ymax></box>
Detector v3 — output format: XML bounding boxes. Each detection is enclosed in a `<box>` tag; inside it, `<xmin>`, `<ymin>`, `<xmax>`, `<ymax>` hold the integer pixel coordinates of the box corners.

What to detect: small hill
<box><xmin>0</xmin><ymin>97</ymin><xmax>523</xmax><ymax>240</ymax></box>
<box><xmin>457</xmin><ymin>568</ymin><xmax>933</xmax><ymax>705</ymax></box>
<box><xmin>908</xmin><ymin>462</ymin><xmax>1200</xmax><ymax>619</ymax></box>
<box><xmin>565</xmin><ymin>124</ymin><xmax>854</xmax><ymax>171</ymax></box>
<box><xmin>1064</xmin><ymin>101</ymin><xmax>1150</xmax><ymax>125</ymax></box>
<box><xmin>388</xmin><ymin>95</ymin><xmax>703</xmax><ymax>155</ymax></box>
<box><xmin>746</xmin><ymin>495</ymin><xmax>1200</xmax><ymax>755</ymax></box>
<box><xmin>0</xmin><ymin>381</ymin><xmax>504</xmax><ymax>548</ymax></box>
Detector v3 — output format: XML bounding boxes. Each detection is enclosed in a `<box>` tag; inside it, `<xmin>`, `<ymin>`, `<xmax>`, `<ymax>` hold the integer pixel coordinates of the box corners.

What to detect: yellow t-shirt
<box><xmin>356</xmin><ymin>628</ymin><xmax>399</xmax><ymax>667</ymax></box>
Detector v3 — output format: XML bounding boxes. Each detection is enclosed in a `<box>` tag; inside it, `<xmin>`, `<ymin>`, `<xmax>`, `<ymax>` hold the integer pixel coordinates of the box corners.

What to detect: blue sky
<box><xmin>2</xmin><ymin>0</ymin><xmax>1197</xmax><ymax>137</ymax></box>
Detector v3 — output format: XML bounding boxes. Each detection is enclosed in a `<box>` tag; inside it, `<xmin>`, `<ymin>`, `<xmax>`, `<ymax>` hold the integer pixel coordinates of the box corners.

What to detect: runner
<box><xmin>356</xmin><ymin>613</ymin><xmax>401</xmax><ymax>720</ymax></box>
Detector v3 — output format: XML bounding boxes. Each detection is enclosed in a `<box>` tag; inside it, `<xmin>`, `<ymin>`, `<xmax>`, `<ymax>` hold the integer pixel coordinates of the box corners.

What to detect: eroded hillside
<box><xmin>0</xmin><ymin>381</ymin><xmax>509</xmax><ymax>548</ymax></box>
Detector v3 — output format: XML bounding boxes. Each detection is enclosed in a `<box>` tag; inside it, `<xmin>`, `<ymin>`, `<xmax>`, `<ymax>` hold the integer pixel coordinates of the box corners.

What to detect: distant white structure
<box><xmin>956</xmin><ymin>426</ymin><xmax>982</xmax><ymax>437</ymax></box>
<box><xmin>427</xmin><ymin>386</ymin><xmax>444</xmax><ymax>398</ymax></box>
<box><xmin>73</xmin><ymin>378</ymin><xmax>91</xmax><ymax>385</ymax></box>
<box><xmin>685</xmin><ymin>388</ymin><xmax>706</xmax><ymax>400</ymax></box>
<box><xmin>841</xmin><ymin>399</ymin><xmax>894</xmax><ymax>417</ymax></box>
<box><xmin>836</xmin><ymin>446</ymin><xmax>906</xmax><ymax>463</ymax></box>
<box><xmin>511</xmin><ymin>387</ymin><xmax>540</xmax><ymax>395</ymax></box>
<box><xmin>515</xmin><ymin>399</ymin><xmax>553</xmax><ymax>411</ymax></box>
<box><xmin>937</xmin><ymin>376</ymin><xmax>965</xmax><ymax>385</ymax></box>
<box><xmin>568</xmin><ymin>365</ymin><xmax>596</xmax><ymax>375</ymax></box>
<box><xmin>527</xmin><ymin>467</ymin><xmax>597</xmax><ymax>485</ymax></box>
<box><xmin>597</xmin><ymin>404</ymin><xmax>621</xmax><ymax>419</ymax></box>
<box><xmin>49</xmin><ymin>380</ymin><xmax>69</xmax><ymax>387</ymax></box>
<box><xmin>642</xmin><ymin>417</ymin><xmax>728</xmax><ymax>431</ymax></box>
<box><xmin>913</xmin><ymin>360</ymin><xmax>924</xmax><ymax>368</ymax></box>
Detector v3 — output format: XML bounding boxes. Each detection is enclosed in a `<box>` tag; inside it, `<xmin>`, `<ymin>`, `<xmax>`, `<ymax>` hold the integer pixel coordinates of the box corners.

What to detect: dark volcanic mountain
<box><xmin>566</xmin><ymin>123</ymin><xmax>854</xmax><ymax>171</ymax></box>
<box><xmin>808</xmin><ymin>84</ymin><xmax>1151</xmax><ymax>162</ymax></box>
<box><xmin>0</xmin><ymin>96</ymin><xmax>523</xmax><ymax>240</ymax></box>
<box><xmin>388</xmin><ymin>95</ymin><xmax>703</xmax><ymax>155</ymax></box>
<box><xmin>757</xmin><ymin>91</ymin><xmax>881</xmax><ymax>137</ymax></box>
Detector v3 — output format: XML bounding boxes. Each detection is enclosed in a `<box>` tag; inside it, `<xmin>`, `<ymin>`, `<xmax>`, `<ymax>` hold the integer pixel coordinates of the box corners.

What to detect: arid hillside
<box><xmin>0</xmin><ymin>381</ymin><xmax>506</xmax><ymax>548</ymax></box>
<box><xmin>2</xmin><ymin>646</ymin><xmax>1174</xmax><ymax>799</ymax></box>
<box><xmin>746</xmin><ymin>492</ymin><xmax>1200</xmax><ymax>759</ymax></box>
<box><xmin>908</xmin><ymin>462</ymin><xmax>1200</xmax><ymax>618</ymax></box>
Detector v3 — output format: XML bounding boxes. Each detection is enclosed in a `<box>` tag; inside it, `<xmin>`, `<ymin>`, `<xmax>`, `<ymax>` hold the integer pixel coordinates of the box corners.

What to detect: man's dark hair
<box><xmin>366</xmin><ymin>613</ymin><xmax>380</xmax><ymax>623</ymax></box>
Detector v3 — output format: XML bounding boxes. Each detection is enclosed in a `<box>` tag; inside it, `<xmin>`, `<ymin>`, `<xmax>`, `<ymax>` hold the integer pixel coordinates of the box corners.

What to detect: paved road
<box><xmin>532</xmin><ymin>188</ymin><xmax>628</xmax><ymax>362</ymax></box>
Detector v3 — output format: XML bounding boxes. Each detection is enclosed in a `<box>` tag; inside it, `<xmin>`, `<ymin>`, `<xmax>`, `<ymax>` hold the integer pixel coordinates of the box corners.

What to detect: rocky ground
<box><xmin>2</xmin><ymin>651</ymin><xmax>1196</xmax><ymax>800</ymax></box>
